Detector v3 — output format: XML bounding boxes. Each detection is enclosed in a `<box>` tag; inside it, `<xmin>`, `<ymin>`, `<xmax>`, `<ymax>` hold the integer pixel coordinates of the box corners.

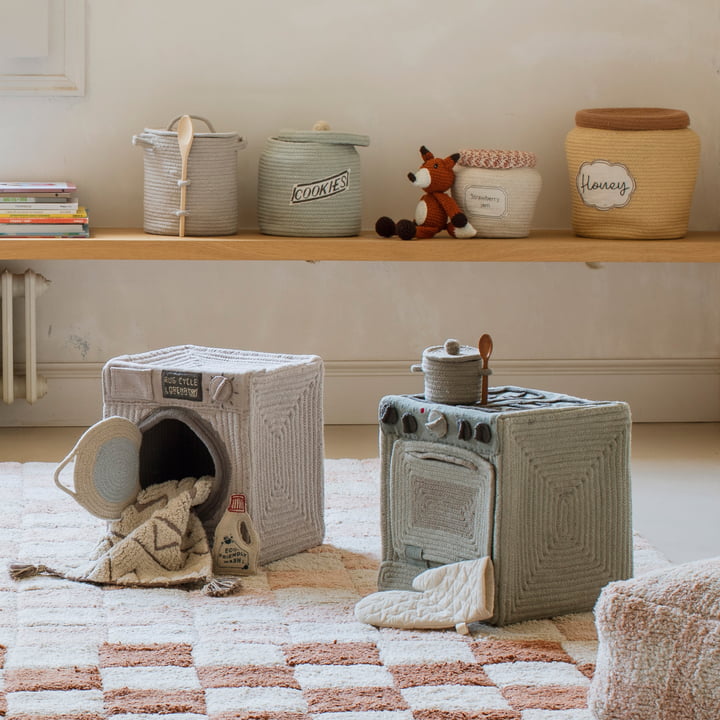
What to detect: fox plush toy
<box><xmin>376</xmin><ymin>145</ymin><xmax>476</xmax><ymax>240</ymax></box>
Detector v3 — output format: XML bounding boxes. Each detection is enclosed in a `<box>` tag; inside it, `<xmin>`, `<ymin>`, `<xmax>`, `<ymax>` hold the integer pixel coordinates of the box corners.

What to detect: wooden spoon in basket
<box><xmin>177</xmin><ymin>115</ymin><xmax>194</xmax><ymax>237</ymax></box>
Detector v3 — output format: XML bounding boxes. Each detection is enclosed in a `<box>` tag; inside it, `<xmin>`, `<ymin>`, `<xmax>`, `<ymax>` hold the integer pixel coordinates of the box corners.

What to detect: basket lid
<box><xmin>275</xmin><ymin>121</ymin><xmax>369</xmax><ymax>147</ymax></box>
<box><xmin>458</xmin><ymin>149</ymin><xmax>537</xmax><ymax>169</ymax></box>
<box><xmin>423</xmin><ymin>339</ymin><xmax>481</xmax><ymax>363</ymax></box>
<box><xmin>575</xmin><ymin>107</ymin><xmax>690</xmax><ymax>131</ymax></box>
<box><xmin>53</xmin><ymin>416</ymin><xmax>142</xmax><ymax>520</ymax></box>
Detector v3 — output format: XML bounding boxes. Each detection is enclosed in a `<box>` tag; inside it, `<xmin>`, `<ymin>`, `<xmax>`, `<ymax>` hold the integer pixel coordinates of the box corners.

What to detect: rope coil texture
<box><xmin>102</xmin><ymin>345</ymin><xmax>325</xmax><ymax>566</ymax></box>
<box><xmin>378</xmin><ymin>389</ymin><xmax>632</xmax><ymax>626</ymax></box>
<box><xmin>258</xmin><ymin>137</ymin><xmax>365</xmax><ymax>237</ymax></box>
<box><xmin>566</xmin><ymin>124</ymin><xmax>700</xmax><ymax>239</ymax></box>
<box><xmin>132</xmin><ymin>117</ymin><xmax>245</xmax><ymax>236</ymax></box>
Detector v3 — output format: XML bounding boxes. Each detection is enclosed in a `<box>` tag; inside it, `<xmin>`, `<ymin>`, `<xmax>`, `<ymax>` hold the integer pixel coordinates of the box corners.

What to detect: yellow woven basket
<box><xmin>565</xmin><ymin>108</ymin><xmax>700</xmax><ymax>239</ymax></box>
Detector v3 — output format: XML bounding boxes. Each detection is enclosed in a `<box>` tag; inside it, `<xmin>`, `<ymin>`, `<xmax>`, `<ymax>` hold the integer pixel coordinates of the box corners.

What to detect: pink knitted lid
<box><xmin>458</xmin><ymin>149</ymin><xmax>537</xmax><ymax>169</ymax></box>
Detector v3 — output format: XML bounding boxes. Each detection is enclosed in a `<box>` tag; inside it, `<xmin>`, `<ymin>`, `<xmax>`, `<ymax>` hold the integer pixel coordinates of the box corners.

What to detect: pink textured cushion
<box><xmin>590</xmin><ymin>557</ymin><xmax>720</xmax><ymax>720</ymax></box>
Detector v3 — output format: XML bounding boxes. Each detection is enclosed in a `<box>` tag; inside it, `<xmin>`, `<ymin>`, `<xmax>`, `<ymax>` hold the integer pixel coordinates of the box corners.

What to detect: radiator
<box><xmin>0</xmin><ymin>269</ymin><xmax>50</xmax><ymax>404</ymax></box>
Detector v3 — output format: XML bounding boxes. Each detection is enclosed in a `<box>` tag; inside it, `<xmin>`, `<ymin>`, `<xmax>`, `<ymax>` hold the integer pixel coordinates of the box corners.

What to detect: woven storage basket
<box><xmin>565</xmin><ymin>108</ymin><xmax>700</xmax><ymax>239</ymax></box>
<box><xmin>258</xmin><ymin>124</ymin><xmax>370</xmax><ymax>237</ymax></box>
<box><xmin>132</xmin><ymin>115</ymin><xmax>246</xmax><ymax>236</ymax></box>
<box><xmin>452</xmin><ymin>149</ymin><xmax>542</xmax><ymax>238</ymax></box>
<box><xmin>410</xmin><ymin>339</ymin><xmax>490</xmax><ymax>405</ymax></box>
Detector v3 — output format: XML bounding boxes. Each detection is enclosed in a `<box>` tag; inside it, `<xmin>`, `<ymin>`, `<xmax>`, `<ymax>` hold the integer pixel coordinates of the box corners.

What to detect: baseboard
<box><xmin>1</xmin><ymin>358</ymin><xmax>718</xmax><ymax>426</ymax></box>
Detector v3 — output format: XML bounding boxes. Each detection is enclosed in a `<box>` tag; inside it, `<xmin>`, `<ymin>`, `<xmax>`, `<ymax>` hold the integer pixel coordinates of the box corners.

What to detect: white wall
<box><xmin>1</xmin><ymin>0</ymin><xmax>720</xmax><ymax>425</ymax></box>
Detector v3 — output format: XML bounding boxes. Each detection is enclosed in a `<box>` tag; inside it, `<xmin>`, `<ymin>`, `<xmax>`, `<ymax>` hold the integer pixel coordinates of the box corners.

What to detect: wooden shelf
<box><xmin>1</xmin><ymin>228</ymin><xmax>720</xmax><ymax>262</ymax></box>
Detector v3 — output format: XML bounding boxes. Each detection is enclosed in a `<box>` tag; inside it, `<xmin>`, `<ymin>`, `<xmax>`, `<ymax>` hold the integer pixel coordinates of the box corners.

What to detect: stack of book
<box><xmin>0</xmin><ymin>182</ymin><xmax>89</xmax><ymax>238</ymax></box>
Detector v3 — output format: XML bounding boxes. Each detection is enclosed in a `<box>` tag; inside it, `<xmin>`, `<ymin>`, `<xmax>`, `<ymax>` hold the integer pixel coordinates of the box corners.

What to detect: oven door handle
<box><xmin>406</xmin><ymin>450</ymin><xmax>479</xmax><ymax>472</ymax></box>
<box><xmin>406</xmin><ymin>544</ymin><xmax>444</xmax><ymax>569</ymax></box>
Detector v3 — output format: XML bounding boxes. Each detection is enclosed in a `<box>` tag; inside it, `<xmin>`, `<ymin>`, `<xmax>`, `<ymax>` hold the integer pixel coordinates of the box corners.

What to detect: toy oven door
<box><xmin>387</xmin><ymin>438</ymin><xmax>496</xmax><ymax>570</ymax></box>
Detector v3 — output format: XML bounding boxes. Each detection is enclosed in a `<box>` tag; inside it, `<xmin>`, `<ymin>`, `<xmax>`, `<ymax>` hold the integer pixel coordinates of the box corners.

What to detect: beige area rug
<box><xmin>0</xmin><ymin>458</ymin><xmax>668</xmax><ymax>720</ymax></box>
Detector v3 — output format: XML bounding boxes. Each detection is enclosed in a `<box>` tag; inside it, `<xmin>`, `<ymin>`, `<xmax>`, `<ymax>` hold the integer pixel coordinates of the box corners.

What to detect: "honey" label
<box><xmin>576</xmin><ymin>160</ymin><xmax>636</xmax><ymax>210</ymax></box>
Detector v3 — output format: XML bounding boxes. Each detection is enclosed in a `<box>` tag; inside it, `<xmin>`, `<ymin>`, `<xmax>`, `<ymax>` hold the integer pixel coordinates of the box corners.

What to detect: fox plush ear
<box><xmin>420</xmin><ymin>145</ymin><xmax>434</xmax><ymax>161</ymax></box>
<box><xmin>449</xmin><ymin>152</ymin><xmax>460</xmax><ymax>165</ymax></box>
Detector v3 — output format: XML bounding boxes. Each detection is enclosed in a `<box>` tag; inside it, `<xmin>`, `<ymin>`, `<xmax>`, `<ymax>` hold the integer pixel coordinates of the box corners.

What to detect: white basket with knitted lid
<box><xmin>452</xmin><ymin>149</ymin><xmax>542</xmax><ymax>238</ymax></box>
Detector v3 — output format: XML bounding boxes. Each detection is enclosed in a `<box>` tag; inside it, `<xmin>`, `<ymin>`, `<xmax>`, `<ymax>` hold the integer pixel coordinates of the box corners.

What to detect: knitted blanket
<box><xmin>11</xmin><ymin>476</ymin><xmax>239</xmax><ymax>596</ymax></box>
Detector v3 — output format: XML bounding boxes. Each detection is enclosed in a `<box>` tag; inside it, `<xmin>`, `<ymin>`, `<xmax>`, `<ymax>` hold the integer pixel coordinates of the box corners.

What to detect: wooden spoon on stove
<box><xmin>177</xmin><ymin>114</ymin><xmax>194</xmax><ymax>237</ymax></box>
<box><xmin>478</xmin><ymin>333</ymin><xmax>493</xmax><ymax>405</ymax></box>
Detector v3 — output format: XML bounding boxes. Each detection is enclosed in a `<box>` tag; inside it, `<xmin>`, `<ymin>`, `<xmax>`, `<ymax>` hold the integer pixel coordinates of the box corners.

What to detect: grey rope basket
<box><xmin>257</xmin><ymin>124</ymin><xmax>370</xmax><ymax>237</ymax></box>
<box><xmin>133</xmin><ymin>115</ymin><xmax>246</xmax><ymax>236</ymax></box>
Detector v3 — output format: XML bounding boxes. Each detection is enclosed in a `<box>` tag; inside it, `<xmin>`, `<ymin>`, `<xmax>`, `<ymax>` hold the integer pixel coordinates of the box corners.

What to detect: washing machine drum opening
<box><xmin>139</xmin><ymin>418</ymin><xmax>215</xmax><ymax>488</ymax></box>
<box><xmin>137</xmin><ymin>412</ymin><xmax>228</xmax><ymax>528</ymax></box>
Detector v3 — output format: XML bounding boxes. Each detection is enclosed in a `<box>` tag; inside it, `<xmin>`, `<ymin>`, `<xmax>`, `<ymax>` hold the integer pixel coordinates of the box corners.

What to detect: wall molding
<box><xmin>0</xmin><ymin>0</ymin><xmax>85</xmax><ymax>96</ymax></box>
<box><xmin>1</xmin><ymin>357</ymin><xmax>718</xmax><ymax>426</ymax></box>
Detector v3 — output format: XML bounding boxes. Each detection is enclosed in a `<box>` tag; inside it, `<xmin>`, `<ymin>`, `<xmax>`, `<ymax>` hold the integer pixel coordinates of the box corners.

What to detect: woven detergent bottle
<box><xmin>565</xmin><ymin>108</ymin><xmax>700</xmax><ymax>239</ymax></box>
<box><xmin>212</xmin><ymin>493</ymin><xmax>260</xmax><ymax>575</ymax></box>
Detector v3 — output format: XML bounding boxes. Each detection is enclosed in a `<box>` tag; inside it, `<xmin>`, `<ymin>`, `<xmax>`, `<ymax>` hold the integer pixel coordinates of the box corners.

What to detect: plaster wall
<box><xmin>1</xmin><ymin>0</ymin><xmax>719</xmax><ymax>424</ymax></box>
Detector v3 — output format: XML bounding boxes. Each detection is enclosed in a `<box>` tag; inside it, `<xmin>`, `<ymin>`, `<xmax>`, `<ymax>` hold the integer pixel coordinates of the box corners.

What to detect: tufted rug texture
<box><xmin>0</xmin><ymin>459</ymin><xmax>668</xmax><ymax>719</ymax></box>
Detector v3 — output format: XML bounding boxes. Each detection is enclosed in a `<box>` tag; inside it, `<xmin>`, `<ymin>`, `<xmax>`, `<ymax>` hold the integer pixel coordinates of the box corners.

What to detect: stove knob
<box><xmin>474</xmin><ymin>423</ymin><xmax>492</xmax><ymax>443</ymax></box>
<box><xmin>209</xmin><ymin>375</ymin><xmax>233</xmax><ymax>403</ymax></box>
<box><xmin>379</xmin><ymin>403</ymin><xmax>399</xmax><ymax>425</ymax></box>
<box><xmin>401</xmin><ymin>412</ymin><xmax>418</xmax><ymax>434</ymax></box>
<box><xmin>426</xmin><ymin>410</ymin><xmax>448</xmax><ymax>438</ymax></box>
<box><xmin>457</xmin><ymin>419</ymin><xmax>473</xmax><ymax>441</ymax></box>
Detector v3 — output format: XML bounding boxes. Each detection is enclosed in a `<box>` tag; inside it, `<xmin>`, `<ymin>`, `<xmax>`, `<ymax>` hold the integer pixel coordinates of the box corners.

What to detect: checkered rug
<box><xmin>0</xmin><ymin>458</ymin><xmax>668</xmax><ymax>719</ymax></box>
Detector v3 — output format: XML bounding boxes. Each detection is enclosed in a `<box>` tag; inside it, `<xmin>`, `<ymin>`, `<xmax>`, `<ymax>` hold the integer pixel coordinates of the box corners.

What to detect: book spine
<box><xmin>0</xmin><ymin>216</ymin><xmax>88</xmax><ymax>224</ymax></box>
<box><xmin>0</xmin><ymin>195</ymin><xmax>73</xmax><ymax>202</ymax></box>
<box><xmin>0</xmin><ymin>183</ymin><xmax>77</xmax><ymax>192</ymax></box>
<box><xmin>0</xmin><ymin>202</ymin><xmax>79</xmax><ymax>212</ymax></box>
<box><xmin>0</xmin><ymin>231</ymin><xmax>89</xmax><ymax>237</ymax></box>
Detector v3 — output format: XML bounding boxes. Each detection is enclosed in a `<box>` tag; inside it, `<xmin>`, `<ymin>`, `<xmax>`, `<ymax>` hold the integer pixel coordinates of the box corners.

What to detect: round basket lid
<box><xmin>275</xmin><ymin>126</ymin><xmax>370</xmax><ymax>147</ymax></box>
<box><xmin>575</xmin><ymin>107</ymin><xmax>690</xmax><ymax>131</ymax></box>
<box><xmin>458</xmin><ymin>149</ymin><xmax>537</xmax><ymax>169</ymax></box>
<box><xmin>423</xmin><ymin>339</ymin><xmax>481</xmax><ymax>363</ymax></box>
<box><xmin>54</xmin><ymin>416</ymin><xmax>142</xmax><ymax>520</ymax></box>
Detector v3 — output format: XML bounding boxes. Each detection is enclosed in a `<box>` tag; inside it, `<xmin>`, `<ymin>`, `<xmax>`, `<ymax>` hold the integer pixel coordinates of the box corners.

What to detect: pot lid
<box><xmin>458</xmin><ymin>149</ymin><xmax>537</xmax><ymax>169</ymax></box>
<box><xmin>423</xmin><ymin>339</ymin><xmax>481</xmax><ymax>363</ymax></box>
<box><xmin>53</xmin><ymin>416</ymin><xmax>142</xmax><ymax>520</ymax></box>
<box><xmin>575</xmin><ymin>107</ymin><xmax>690</xmax><ymax>131</ymax></box>
<box><xmin>275</xmin><ymin>121</ymin><xmax>369</xmax><ymax>147</ymax></box>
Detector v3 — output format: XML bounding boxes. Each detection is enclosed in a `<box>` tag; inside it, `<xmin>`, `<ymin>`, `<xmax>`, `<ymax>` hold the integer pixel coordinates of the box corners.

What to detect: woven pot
<box><xmin>565</xmin><ymin>108</ymin><xmax>700</xmax><ymax>239</ymax></box>
<box><xmin>452</xmin><ymin>149</ymin><xmax>542</xmax><ymax>238</ymax></box>
<box><xmin>410</xmin><ymin>339</ymin><xmax>491</xmax><ymax>405</ymax></box>
<box><xmin>133</xmin><ymin>116</ymin><xmax>246</xmax><ymax>236</ymax></box>
<box><xmin>257</xmin><ymin>125</ymin><xmax>370</xmax><ymax>237</ymax></box>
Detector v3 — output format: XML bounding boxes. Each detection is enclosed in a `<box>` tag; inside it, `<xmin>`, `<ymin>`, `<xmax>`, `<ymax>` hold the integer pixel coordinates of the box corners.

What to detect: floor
<box><xmin>1</xmin><ymin>423</ymin><xmax>718</xmax><ymax>566</ymax></box>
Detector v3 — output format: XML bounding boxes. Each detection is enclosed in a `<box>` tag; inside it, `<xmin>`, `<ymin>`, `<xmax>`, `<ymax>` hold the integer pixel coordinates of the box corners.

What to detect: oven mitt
<box><xmin>354</xmin><ymin>557</ymin><xmax>494</xmax><ymax>634</ymax></box>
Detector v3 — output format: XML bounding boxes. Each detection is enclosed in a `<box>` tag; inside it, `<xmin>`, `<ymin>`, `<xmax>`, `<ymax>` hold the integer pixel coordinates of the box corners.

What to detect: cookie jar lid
<box><xmin>275</xmin><ymin>121</ymin><xmax>370</xmax><ymax>147</ymax></box>
<box><xmin>423</xmin><ymin>339</ymin><xmax>481</xmax><ymax>363</ymax></box>
<box><xmin>458</xmin><ymin>148</ymin><xmax>537</xmax><ymax>169</ymax></box>
<box><xmin>575</xmin><ymin>108</ymin><xmax>690</xmax><ymax>131</ymax></box>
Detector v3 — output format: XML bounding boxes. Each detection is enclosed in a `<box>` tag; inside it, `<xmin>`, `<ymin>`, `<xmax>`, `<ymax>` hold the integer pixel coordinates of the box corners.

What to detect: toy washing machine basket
<box><xmin>55</xmin><ymin>345</ymin><xmax>325</xmax><ymax>566</ymax></box>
